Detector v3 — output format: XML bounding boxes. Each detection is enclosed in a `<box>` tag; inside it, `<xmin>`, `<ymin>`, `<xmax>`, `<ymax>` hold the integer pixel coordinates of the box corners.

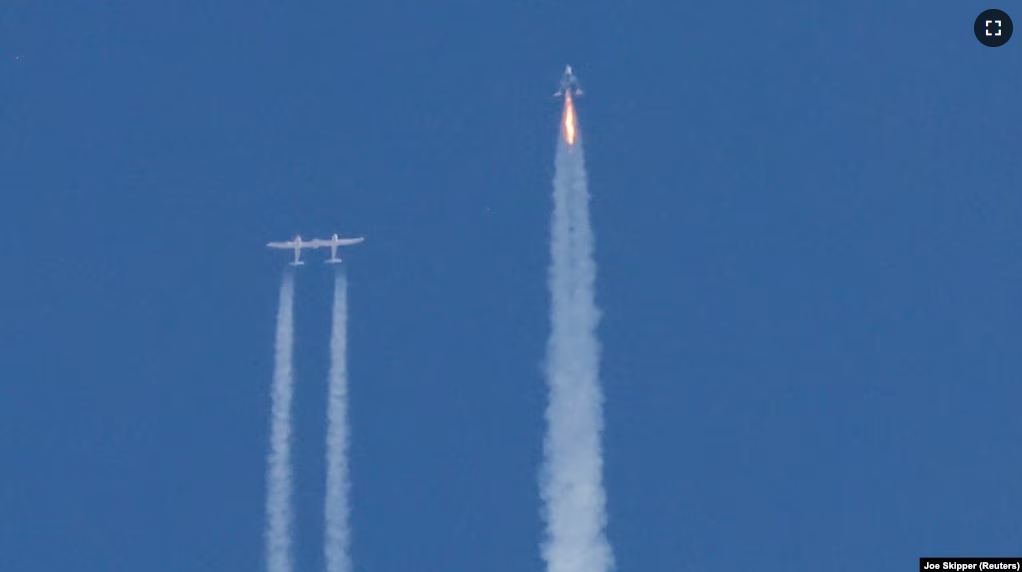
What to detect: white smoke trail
<box><xmin>540</xmin><ymin>125</ymin><xmax>614</xmax><ymax>572</ymax></box>
<box><xmin>325</xmin><ymin>268</ymin><xmax>352</xmax><ymax>572</ymax></box>
<box><xmin>266</xmin><ymin>270</ymin><xmax>296</xmax><ymax>572</ymax></box>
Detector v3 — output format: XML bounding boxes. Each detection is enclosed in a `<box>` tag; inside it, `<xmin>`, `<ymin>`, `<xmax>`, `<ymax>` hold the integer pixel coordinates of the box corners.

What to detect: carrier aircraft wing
<box><xmin>268</xmin><ymin>235</ymin><xmax>317</xmax><ymax>266</ymax></box>
<box><xmin>315</xmin><ymin>234</ymin><xmax>365</xmax><ymax>264</ymax></box>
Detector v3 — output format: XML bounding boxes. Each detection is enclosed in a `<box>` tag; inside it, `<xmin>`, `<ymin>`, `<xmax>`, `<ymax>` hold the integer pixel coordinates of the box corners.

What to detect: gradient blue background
<box><xmin>2</xmin><ymin>1</ymin><xmax>1020</xmax><ymax>570</ymax></box>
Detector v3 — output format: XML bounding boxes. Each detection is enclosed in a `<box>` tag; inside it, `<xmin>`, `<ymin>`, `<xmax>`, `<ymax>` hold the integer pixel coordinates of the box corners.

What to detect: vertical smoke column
<box><xmin>541</xmin><ymin>93</ymin><xmax>614</xmax><ymax>572</ymax></box>
<box><xmin>324</xmin><ymin>268</ymin><xmax>352</xmax><ymax>572</ymax></box>
<box><xmin>266</xmin><ymin>270</ymin><xmax>296</xmax><ymax>572</ymax></box>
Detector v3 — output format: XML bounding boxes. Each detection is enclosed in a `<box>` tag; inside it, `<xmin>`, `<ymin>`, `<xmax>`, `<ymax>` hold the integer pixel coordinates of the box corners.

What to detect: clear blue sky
<box><xmin>1</xmin><ymin>1</ymin><xmax>1020</xmax><ymax>570</ymax></box>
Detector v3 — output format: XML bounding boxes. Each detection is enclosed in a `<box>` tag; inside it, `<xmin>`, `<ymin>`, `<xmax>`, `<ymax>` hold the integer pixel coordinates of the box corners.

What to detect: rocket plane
<box><xmin>554</xmin><ymin>65</ymin><xmax>583</xmax><ymax>98</ymax></box>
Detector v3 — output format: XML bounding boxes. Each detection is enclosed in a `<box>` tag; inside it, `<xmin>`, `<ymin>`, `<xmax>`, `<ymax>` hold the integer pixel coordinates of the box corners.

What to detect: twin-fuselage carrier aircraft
<box><xmin>267</xmin><ymin>234</ymin><xmax>365</xmax><ymax>266</ymax></box>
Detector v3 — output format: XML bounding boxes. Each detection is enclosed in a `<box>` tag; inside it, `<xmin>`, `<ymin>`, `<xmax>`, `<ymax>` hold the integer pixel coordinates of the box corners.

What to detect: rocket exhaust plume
<box><xmin>562</xmin><ymin>94</ymin><xmax>577</xmax><ymax>146</ymax></box>
<box><xmin>541</xmin><ymin>91</ymin><xmax>614</xmax><ymax>572</ymax></box>
<box><xmin>324</xmin><ymin>268</ymin><xmax>353</xmax><ymax>572</ymax></box>
<box><xmin>266</xmin><ymin>270</ymin><xmax>296</xmax><ymax>572</ymax></box>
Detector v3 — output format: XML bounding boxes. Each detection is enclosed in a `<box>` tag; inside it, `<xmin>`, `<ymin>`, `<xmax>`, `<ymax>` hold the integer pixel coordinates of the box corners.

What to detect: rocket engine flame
<box><xmin>562</xmin><ymin>93</ymin><xmax>577</xmax><ymax>146</ymax></box>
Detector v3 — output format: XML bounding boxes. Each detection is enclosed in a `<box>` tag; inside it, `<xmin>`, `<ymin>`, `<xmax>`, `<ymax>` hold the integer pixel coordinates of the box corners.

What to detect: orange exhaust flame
<box><xmin>562</xmin><ymin>93</ymin><xmax>577</xmax><ymax>145</ymax></box>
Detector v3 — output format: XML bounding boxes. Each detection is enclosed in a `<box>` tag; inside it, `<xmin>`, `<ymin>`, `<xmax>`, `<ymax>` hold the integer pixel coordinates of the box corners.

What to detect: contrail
<box><xmin>540</xmin><ymin>92</ymin><xmax>614</xmax><ymax>572</ymax></box>
<box><xmin>324</xmin><ymin>268</ymin><xmax>352</xmax><ymax>572</ymax></box>
<box><xmin>266</xmin><ymin>270</ymin><xmax>296</xmax><ymax>572</ymax></box>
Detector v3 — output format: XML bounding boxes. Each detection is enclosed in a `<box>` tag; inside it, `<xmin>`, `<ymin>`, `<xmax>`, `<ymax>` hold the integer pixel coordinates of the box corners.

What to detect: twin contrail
<box><xmin>264</xmin><ymin>268</ymin><xmax>355</xmax><ymax>572</ymax></box>
<box><xmin>540</xmin><ymin>94</ymin><xmax>614</xmax><ymax>572</ymax></box>
<box><xmin>266</xmin><ymin>270</ymin><xmax>296</xmax><ymax>572</ymax></box>
<box><xmin>325</xmin><ymin>269</ymin><xmax>353</xmax><ymax>572</ymax></box>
